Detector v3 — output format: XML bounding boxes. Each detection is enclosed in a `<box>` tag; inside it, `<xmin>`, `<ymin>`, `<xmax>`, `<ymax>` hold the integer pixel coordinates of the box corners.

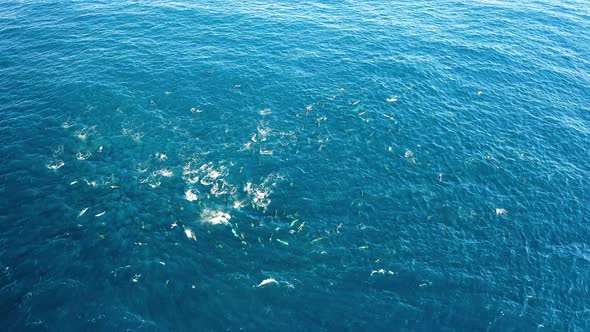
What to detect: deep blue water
<box><xmin>1</xmin><ymin>0</ymin><xmax>590</xmax><ymax>330</ymax></box>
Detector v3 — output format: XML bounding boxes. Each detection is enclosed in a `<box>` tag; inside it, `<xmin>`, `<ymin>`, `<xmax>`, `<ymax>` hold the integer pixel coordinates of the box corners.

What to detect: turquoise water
<box><xmin>1</xmin><ymin>0</ymin><xmax>590</xmax><ymax>330</ymax></box>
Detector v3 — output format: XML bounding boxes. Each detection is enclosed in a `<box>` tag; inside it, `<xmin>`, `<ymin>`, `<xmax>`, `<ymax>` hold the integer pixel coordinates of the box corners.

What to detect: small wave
<box><xmin>76</xmin><ymin>151</ymin><xmax>92</xmax><ymax>160</ymax></box>
<box><xmin>46</xmin><ymin>160</ymin><xmax>64</xmax><ymax>170</ymax></box>
<box><xmin>156</xmin><ymin>152</ymin><xmax>167</xmax><ymax>161</ymax></box>
<box><xmin>61</xmin><ymin>120</ymin><xmax>76</xmax><ymax>129</ymax></box>
<box><xmin>155</xmin><ymin>169</ymin><xmax>174</xmax><ymax>177</ymax></box>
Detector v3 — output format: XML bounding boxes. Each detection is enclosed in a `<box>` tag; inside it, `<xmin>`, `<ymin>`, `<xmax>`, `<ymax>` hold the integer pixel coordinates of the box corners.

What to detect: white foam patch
<box><xmin>185</xmin><ymin>162</ymin><xmax>223</xmax><ymax>185</ymax></box>
<box><xmin>199</xmin><ymin>163</ymin><xmax>228</xmax><ymax>186</ymax></box>
<box><xmin>182</xmin><ymin>160</ymin><xmax>201</xmax><ymax>184</ymax></box>
<box><xmin>131</xmin><ymin>132</ymin><xmax>144</xmax><ymax>142</ymax></box>
<box><xmin>201</xmin><ymin>209</ymin><xmax>231</xmax><ymax>226</ymax></box>
<box><xmin>52</xmin><ymin>145</ymin><xmax>64</xmax><ymax>157</ymax></box>
<box><xmin>201</xmin><ymin>170</ymin><xmax>220</xmax><ymax>185</ymax></box>
<box><xmin>83</xmin><ymin>179</ymin><xmax>98</xmax><ymax>187</ymax></box>
<box><xmin>76</xmin><ymin>132</ymin><xmax>87</xmax><ymax>141</ymax></box>
<box><xmin>156</xmin><ymin>152</ymin><xmax>167</xmax><ymax>161</ymax></box>
<box><xmin>76</xmin><ymin>151</ymin><xmax>92</xmax><ymax>160</ymax></box>
<box><xmin>232</xmin><ymin>200</ymin><xmax>246</xmax><ymax>209</ymax></box>
<box><xmin>256</xmin><ymin>124</ymin><xmax>271</xmax><ymax>142</ymax></box>
<box><xmin>185</xmin><ymin>188</ymin><xmax>199</xmax><ymax>202</ymax></box>
<box><xmin>156</xmin><ymin>169</ymin><xmax>174</xmax><ymax>177</ymax></box>
<box><xmin>210</xmin><ymin>181</ymin><xmax>229</xmax><ymax>197</ymax></box>
<box><xmin>240</xmin><ymin>142</ymin><xmax>252</xmax><ymax>151</ymax></box>
<box><xmin>245</xmin><ymin>184</ymin><xmax>270</xmax><ymax>210</ymax></box>
<box><xmin>184</xmin><ymin>228</ymin><xmax>197</xmax><ymax>240</ymax></box>
<box><xmin>259</xmin><ymin>148</ymin><xmax>273</xmax><ymax>155</ymax></box>
<box><xmin>496</xmin><ymin>208</ymin><xmax>507</xmax><ymax>215</ymax></box>
<box><xmin>121</xmin><ymin>127</ymin><xmax>143</xmax><ymax>142</ymax></box>
<box><xmin>75</xmin><ymin>126</ymin><xmax>96</xmax><ymax>141</ymax></box>
<box><xmin>61</xmin><ymin>120</ymin><xmax>76</xmax><ymax>129</ymax></box>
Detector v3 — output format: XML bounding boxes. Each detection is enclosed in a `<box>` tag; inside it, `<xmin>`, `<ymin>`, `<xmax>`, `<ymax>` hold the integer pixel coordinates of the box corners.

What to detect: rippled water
<box><xmin>1</xmin><ymin>0</ymin><xmax>590</xmax><ymax>330</ymax></box>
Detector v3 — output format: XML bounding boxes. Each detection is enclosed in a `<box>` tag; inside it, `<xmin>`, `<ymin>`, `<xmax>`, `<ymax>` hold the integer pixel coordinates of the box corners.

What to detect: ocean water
<box><xmin>1</xmin><ymin>0</ymin><xmax>590</xmax><ymax>330</ymax></box>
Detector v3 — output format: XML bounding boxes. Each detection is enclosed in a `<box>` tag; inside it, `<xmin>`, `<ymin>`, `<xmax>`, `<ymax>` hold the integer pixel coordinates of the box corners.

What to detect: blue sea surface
<box><xmin>1</xmin><ymin>0</ymin><xmax>590</xmax><ymax>330</ymax></box>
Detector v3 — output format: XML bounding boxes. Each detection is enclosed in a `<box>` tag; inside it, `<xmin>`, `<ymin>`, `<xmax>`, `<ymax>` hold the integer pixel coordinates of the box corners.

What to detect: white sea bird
<box><xmin>78</xmin><ymin>208</ymin><xmax>89</xmax><ymax>217</ymax></box>
<box><xmin>496</xmin><ymin>208</ymin><xmax>507</xmax><ymax>215</ymax></box>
